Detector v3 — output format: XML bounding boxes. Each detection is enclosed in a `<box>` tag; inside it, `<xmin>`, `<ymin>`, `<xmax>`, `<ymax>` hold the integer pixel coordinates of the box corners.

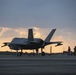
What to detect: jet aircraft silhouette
<box><xmin>1</xmin><ymin>29</ymin><xmax>63</xmax><ymax>56</ymax></box>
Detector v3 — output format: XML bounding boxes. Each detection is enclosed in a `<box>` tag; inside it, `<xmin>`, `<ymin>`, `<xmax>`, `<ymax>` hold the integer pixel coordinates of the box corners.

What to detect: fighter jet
<box><xmin>1</xmin><ymin>29</ymin><xmax>63</xmax><ymax>56</ymax></box>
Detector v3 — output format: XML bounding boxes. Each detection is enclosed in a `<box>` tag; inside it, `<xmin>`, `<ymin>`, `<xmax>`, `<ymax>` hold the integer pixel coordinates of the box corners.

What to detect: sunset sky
<box><xmin>0</xmin><ymin>0</ymin><xmax>76</xmax><ymax>53</ymax></box>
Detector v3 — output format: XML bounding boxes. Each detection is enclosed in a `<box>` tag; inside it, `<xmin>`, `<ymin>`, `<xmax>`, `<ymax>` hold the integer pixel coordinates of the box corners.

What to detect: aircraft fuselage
<box><xmin>8</xmin><ymin>38</ymin><xmax>44</xmax><ymax>50</ymax></box>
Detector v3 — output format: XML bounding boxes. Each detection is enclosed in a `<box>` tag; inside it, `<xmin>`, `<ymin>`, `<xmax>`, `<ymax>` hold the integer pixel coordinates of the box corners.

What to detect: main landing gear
<box><xmin>36</xmin><ymin>48</ymin><xmax>45</xmax><ymax>56</ymax></box>
<box><xmin>41</xmin><ymin>48</ymin><xmax>45</xmax><ymax>56</ymax></box>
<box><xmin>16</xmin><ymin>49</ymin><xmax>23</xmax><ymax>56</ymax></box>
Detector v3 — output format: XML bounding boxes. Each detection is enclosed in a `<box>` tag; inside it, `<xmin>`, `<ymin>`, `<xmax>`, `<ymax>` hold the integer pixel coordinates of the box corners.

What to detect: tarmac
<box><xmin>0</xmin><ymin>54</ymin><xmax>76</xmax><ymax>75</ymax></box>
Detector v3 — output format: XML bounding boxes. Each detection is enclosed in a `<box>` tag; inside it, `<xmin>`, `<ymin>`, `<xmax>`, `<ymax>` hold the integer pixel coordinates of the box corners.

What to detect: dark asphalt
<box><xmin>0</xmin><ymin>55</ymin><xmax>76</xmax><ymax>75</ymax></box>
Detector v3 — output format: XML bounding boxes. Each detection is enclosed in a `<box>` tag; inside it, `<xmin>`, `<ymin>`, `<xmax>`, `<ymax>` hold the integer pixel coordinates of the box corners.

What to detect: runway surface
<box><xmin>0</xmin><ymin>55</ymin><xmax>76</xmax><ymax>75</ymax></box>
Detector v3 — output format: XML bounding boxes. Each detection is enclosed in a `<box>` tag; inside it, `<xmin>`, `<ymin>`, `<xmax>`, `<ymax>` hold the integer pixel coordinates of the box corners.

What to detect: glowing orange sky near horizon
<box><xmin>0</xmin><ymin>27</ymin><xmax>75</xmax><ymax>53</ymax></box>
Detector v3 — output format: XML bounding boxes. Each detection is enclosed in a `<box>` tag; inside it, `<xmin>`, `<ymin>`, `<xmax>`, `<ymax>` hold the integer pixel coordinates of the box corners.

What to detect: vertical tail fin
<box><xmin>28</xmin><ymin>29</ymin><xmax>34</xmax><ymax>41</ymax></box>
<box><xmin>45</xmin><ymin>29</ymin><xmax>56</xmax><ymax>42</ymax></box>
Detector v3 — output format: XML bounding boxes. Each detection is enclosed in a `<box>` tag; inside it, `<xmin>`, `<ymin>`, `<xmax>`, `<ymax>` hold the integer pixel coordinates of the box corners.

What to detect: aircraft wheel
<box><xmin>41</xmin><ymin>51</ymin><xmax>45</xmax><ymax>56</ymax></box>
<box><xmin>19</xmin><ymin>52</ymin><xmax>22</xmax><ymax>56</ymax></box>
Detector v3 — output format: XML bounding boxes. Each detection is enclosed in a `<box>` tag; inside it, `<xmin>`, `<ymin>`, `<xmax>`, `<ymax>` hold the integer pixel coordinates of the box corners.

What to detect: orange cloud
<box><xmin>0</xmin><ymin>27</ymin><xmax>11</xmax><ymax>36</ymax></box>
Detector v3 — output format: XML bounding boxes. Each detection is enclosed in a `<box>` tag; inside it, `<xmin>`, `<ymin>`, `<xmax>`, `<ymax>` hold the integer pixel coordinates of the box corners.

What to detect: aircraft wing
<box><xmin>51</xmin><ymin>41</ymin><xmax>63</xmax><ymax>46</ymax></box>
<box><xmin>45</xmin><ymin>41</ymin><xmax>63</xmax><ymax>46</ymax></box>
<box><xmin>1</xmin><ymin>42</ymin><xmax>10</xmax><ymax>47</ymax></box>
<box><xmin>49</xmin><ymin>41</ymin><xmax>62</xmax><ymax>44</ymax></box>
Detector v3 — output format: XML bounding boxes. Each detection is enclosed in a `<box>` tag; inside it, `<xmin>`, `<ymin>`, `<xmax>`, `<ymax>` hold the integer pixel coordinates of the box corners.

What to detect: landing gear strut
<box><xmin>20</xmin><ymin>49</ymin><xmax>23</xmax><ymax>56</ymax></box>
<box><xmin>16</xmin><ymin>49</ymin><xmax>23</xmax><ymax>56</ymax></box>
<box><xmin>36</xmin><ymin>49</ymin><xmax>38</xmax><ymax>55</ymax></box>
<box><xmin>41</xmin><ymin>48</ymin><xmax>45</xmax><ymax>56</ymax></box>
<box><xmin>41</xmin><ymin>48</ymin><xmax>43</xmax><ymax>53</ymax></box>
<box><xmin>16</xmin><ymin>50</ymin><xmax>18</xmax><ymax>56</ymax></box>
